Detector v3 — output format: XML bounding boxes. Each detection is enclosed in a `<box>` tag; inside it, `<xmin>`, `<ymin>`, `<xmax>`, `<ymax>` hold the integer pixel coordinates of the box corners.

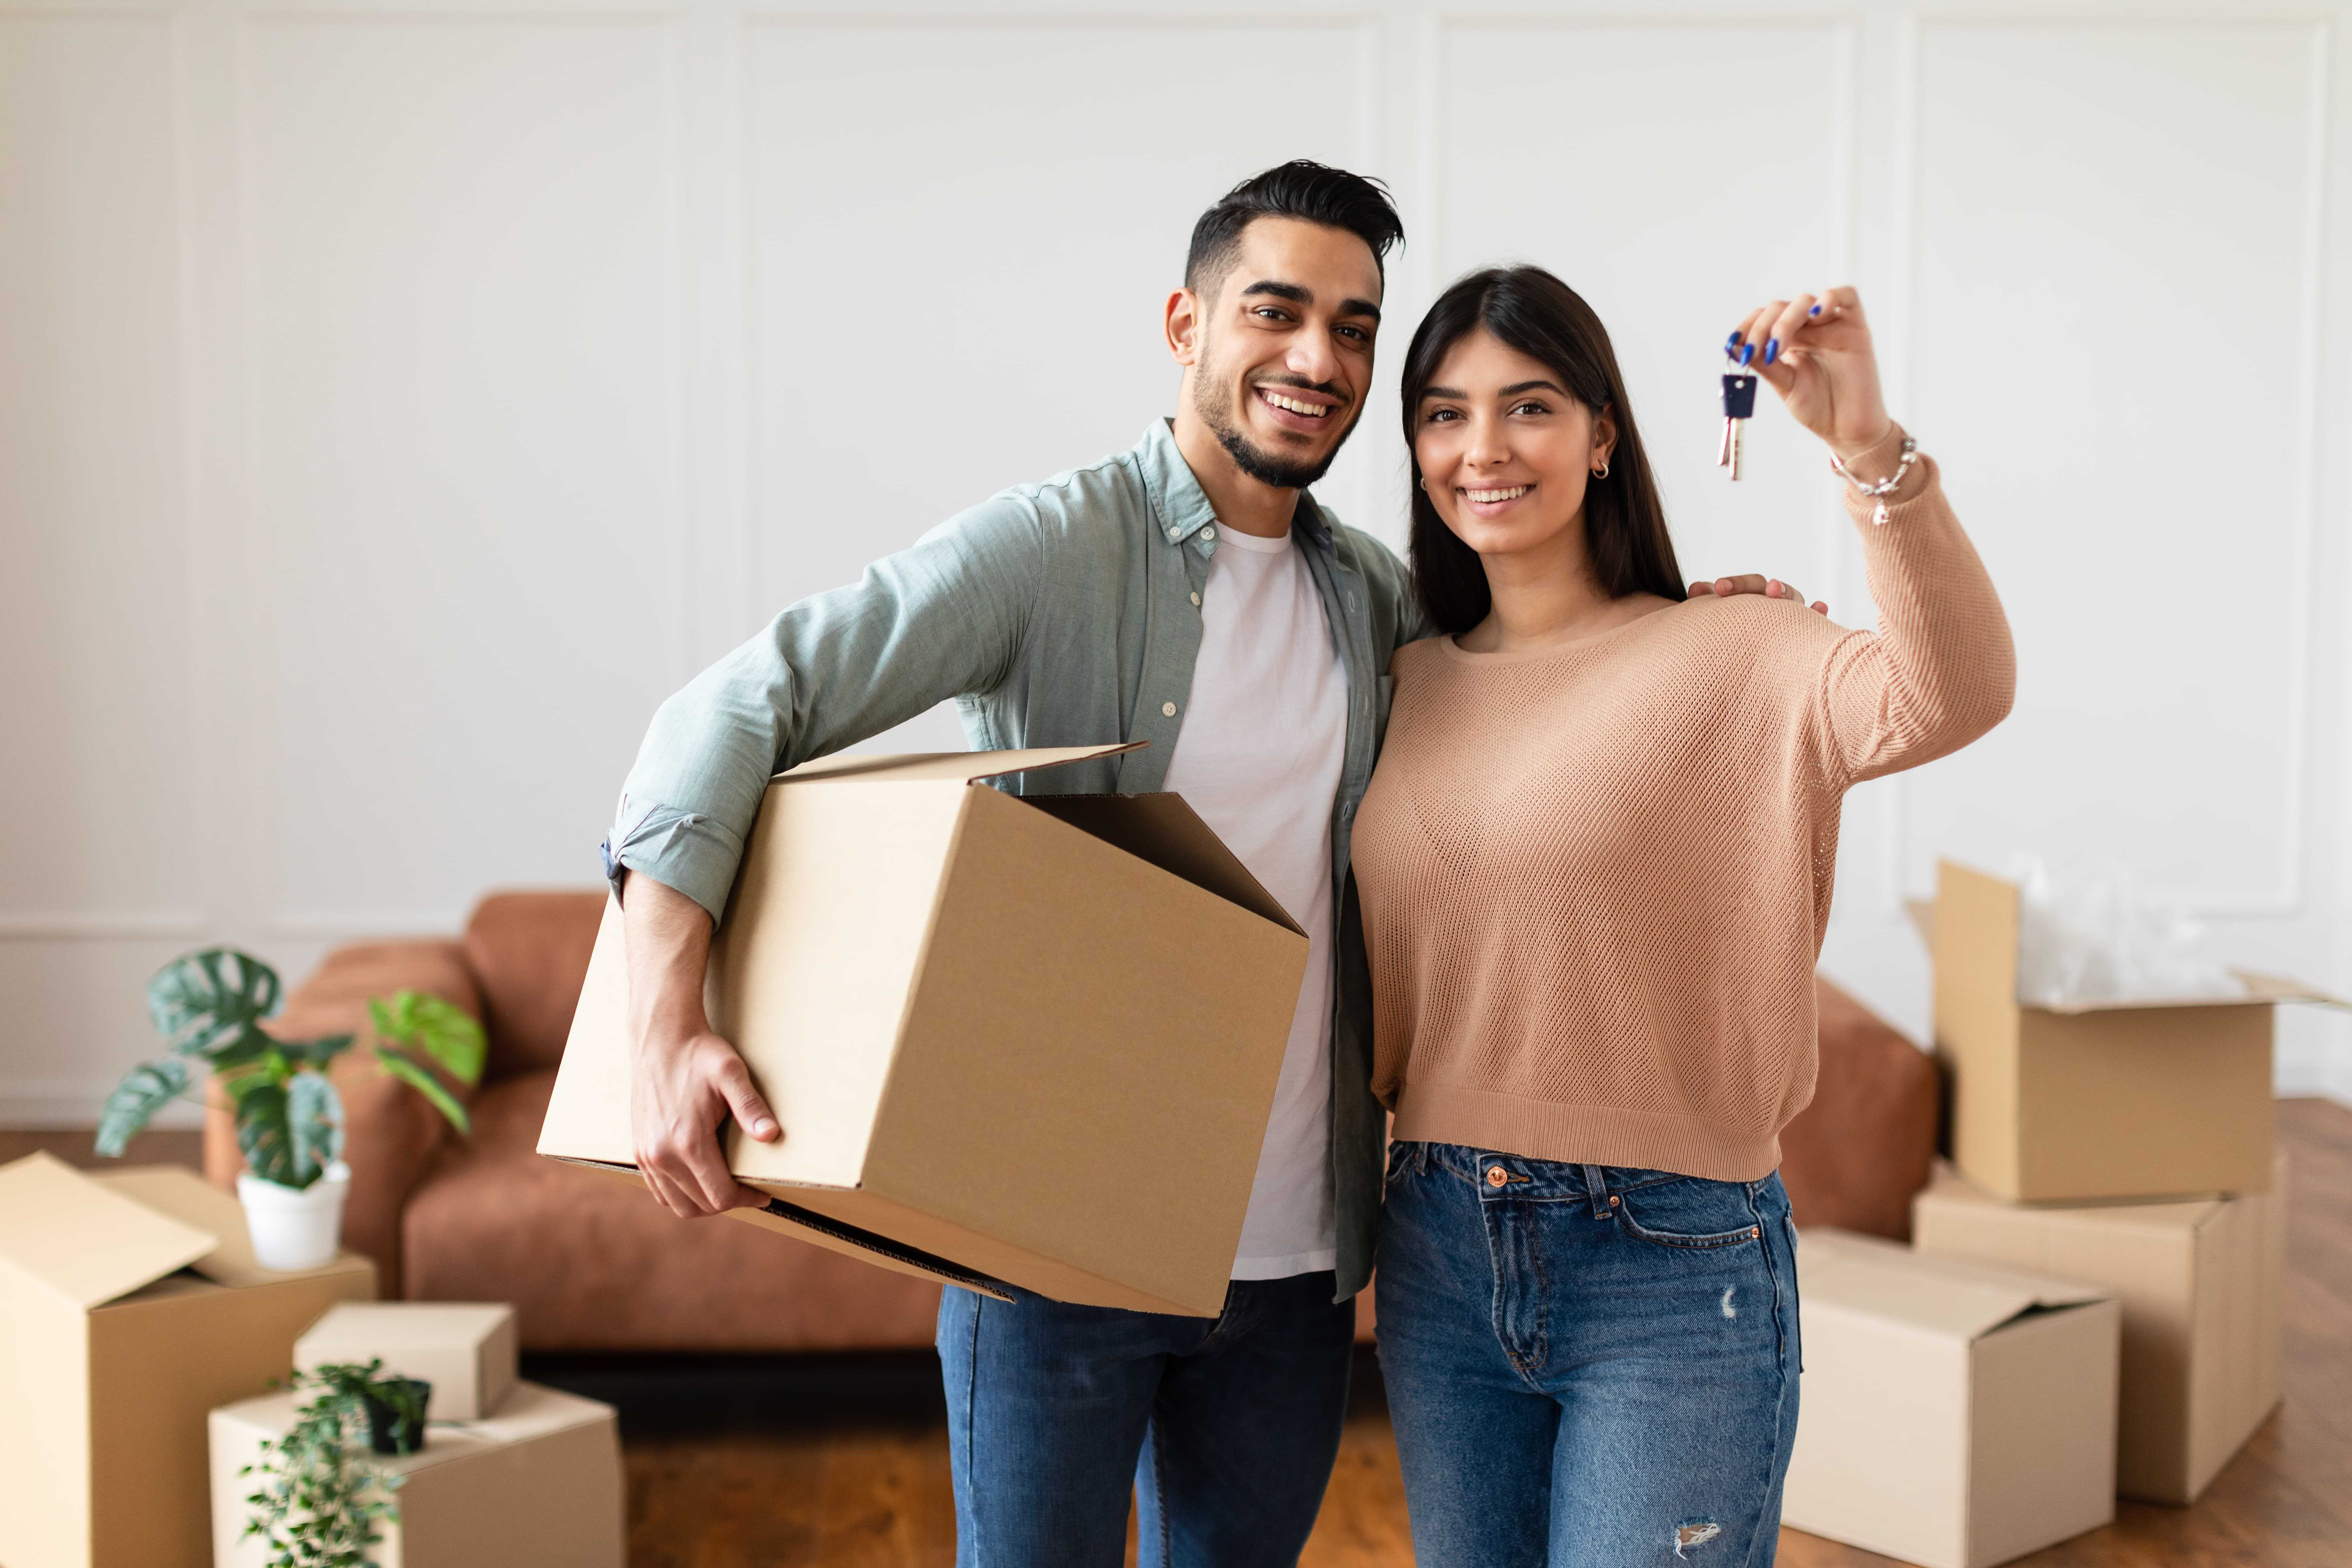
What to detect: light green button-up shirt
<box><xmin>604</xmin><ymin>419</ymin><xmax>1427</xmax><ymax>1300</ymax></box>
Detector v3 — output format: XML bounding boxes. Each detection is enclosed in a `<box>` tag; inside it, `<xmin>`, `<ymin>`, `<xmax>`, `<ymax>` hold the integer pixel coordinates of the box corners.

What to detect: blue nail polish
<box><xmin>1764</xmin><ymin>338</ymin><xmax>1779</xmax><ymax>365</ymax></box>
<box><xmin>1807</xmin><ymin>304</ymin><xmax>1821</xmax><ymax>316</ymax></box>
<box><xmin>1739</xmin><ymin>343</ymin><xmax>1754</xmax><ymax>366</ymax></box>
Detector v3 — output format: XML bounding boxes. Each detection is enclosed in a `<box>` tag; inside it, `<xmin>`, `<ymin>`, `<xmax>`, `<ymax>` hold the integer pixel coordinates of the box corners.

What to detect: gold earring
<box><xmin>1594</xmin><ymin>460</ymin><xmax>1610</xmax><ymax>479</ymax></box>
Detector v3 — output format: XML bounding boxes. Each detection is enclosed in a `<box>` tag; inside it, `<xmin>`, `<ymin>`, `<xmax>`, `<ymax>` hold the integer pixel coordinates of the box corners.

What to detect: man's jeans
<box><xmin>936</xmin><ymin>1273</ymin><xmax>1356</xmax><ymax>1568</ymax></box>
<box><xmin>1375</xmin><ymin>1142</ymin><xmax>1801</xmax><ymax>1567</ymax></box>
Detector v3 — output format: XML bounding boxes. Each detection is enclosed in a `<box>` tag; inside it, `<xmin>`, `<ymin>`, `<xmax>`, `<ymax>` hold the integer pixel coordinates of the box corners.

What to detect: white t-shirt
<box><xmin>1161</xmin><ymin>522</ymin><xmax>1348</xmax><ymax>1280</ymax></box>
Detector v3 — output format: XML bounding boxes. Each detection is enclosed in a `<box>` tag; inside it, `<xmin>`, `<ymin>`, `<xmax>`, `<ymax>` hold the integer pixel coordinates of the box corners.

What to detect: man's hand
<box><xmin>621</xmin><ymin>871</ymin><xmax>780</xmax><ymax>1218</ymax></box>
<box><xmin>1690</xmin><ymin>574</ymin><xmax>1830</xmax><ymax>616</ymax></box>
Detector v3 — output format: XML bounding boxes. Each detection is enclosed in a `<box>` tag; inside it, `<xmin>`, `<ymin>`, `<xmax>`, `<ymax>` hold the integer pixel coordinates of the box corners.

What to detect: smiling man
<box><xmin>602</xmin><ymin>162</ymin><xmax>1794</xmax><ymax>1567</ymax></box>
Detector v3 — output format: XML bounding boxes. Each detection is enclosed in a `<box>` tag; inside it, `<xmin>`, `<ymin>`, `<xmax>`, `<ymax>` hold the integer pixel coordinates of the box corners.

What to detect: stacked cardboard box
<box><xmin>1786</xmin><ymin>861</ymin><xmax>2337</xmax><ymax>1564</ymax></box>
<box><xmin>212</xmin><ymin>1300</ymin><xmax>623</xmax><ymax>1567</ymax></box>
<box><xmin>0</xmin><ymin>1154</ymin><xmax>376</xmax><ymax>1568</ymax></box>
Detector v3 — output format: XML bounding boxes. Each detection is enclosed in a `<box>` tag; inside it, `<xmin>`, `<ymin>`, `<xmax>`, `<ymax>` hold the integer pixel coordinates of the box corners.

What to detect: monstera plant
<box><xmin>96</xmin><ymin>948</ymin><xmax>484</xmax><ymax>1267</ymax></box>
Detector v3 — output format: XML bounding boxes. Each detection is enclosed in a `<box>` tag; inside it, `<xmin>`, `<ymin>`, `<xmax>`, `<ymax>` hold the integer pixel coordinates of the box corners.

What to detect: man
<box><xmin>605</xmin><ymin>161</ymin><xmax>1811</xmax><ymax>1566</ymax></box>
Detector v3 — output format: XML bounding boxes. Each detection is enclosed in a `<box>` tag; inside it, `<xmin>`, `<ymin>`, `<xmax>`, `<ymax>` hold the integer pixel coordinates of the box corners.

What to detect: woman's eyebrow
<box><xmin>1499</xmin><ymin>379</ymin><xmax>1568</xmax><ymax>397</ymax></box>
<box><xmin>1420</xmin><ymin>385</ymin><xmax>1466</xmax><ymax>400</ymax></box>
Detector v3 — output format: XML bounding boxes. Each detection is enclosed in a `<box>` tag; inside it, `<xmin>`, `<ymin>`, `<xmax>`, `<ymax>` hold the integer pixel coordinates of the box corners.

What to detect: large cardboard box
<box><xmin>0</xmin><ymin>1154</ymin><xmax>376</xmax><ymax>1568</ymax></box>
<box><xmin>1912</xmin><ymin>1156</ymin><xmax>2286</xmax><ymax>1504</ymax></box>
<box><xmin>1782</xmin><ymin>1228</ymin><xmax>2120</xmax><ymax>1568</ymax></box>
<box><xmin>210</xmin><ymin>1380</ymin><xmax>623</xmax><ymax>1568</ymax></box>
<box><xmin>296</xmin><ymin>1303</ymin><xmax>518</xmax><ymax>1421</ymax></box>
<box><xmin>540</xmin><ymin>744</ymin><xmax>1310</xmax><ymax>1318</ymax></box>
<box><xmin>1921</xmin><ymin>860</ymin><xmax>2343</xmax><ymax>1202</ymax></box>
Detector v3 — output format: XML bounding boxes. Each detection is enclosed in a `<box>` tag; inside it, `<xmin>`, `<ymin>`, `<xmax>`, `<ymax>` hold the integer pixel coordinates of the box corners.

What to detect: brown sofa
<box><xmin>207</xmin><ymin>890</ymin><xmax>1938</xmax><ymax>1351</ymax></box>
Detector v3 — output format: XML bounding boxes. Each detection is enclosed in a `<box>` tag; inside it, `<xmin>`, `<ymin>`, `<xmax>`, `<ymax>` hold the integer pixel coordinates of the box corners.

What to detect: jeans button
<box><xmin>1485</xmin><ymin>1167</ymin><xmax>1507</xmax><ymax>1188</ymax></box>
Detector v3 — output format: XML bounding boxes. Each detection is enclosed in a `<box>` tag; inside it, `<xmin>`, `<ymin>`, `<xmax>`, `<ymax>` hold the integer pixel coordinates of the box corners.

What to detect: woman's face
<box><xmin>1413</xmin><ymin>329</ymin><xmax>1614</xmax><ymax>560</ymax></box>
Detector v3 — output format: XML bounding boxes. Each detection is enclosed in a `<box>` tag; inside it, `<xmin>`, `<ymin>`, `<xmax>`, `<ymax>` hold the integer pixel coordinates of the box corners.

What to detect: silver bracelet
<box><xmin>1829</xmin><ymin>435</ymin><xmax>1920</xmax><ymax>526</ymax></box>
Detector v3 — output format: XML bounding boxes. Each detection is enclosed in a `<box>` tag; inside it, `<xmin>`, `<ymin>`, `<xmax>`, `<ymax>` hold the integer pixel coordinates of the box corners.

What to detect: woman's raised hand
<box><xmin>1731</xmin><ymin>287</ymin><xmax>1893</xmax><ymax>460</ymax></box>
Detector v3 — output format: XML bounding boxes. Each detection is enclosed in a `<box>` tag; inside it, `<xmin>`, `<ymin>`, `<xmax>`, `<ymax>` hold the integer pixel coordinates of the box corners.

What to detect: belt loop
<box><xmin>1414</xmin><ymin>1142</ymin><xmax>1430</xmax><ymax>1177</ymax></box>
<box><xmin>1581</xmin><ymin>1163</ymin><xmax>1611</xmax><ymax>1219</ymax></box>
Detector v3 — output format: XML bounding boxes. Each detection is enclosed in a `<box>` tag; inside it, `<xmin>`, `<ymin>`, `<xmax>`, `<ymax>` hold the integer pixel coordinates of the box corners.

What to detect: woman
<box><xmin>1352</xmin><ymin>267</ymin><xmax>2014</xmax><ymax>1566</ymax></box>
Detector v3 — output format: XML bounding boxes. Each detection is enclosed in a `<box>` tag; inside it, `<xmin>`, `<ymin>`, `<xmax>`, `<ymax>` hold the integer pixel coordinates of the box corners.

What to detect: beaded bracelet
<box><xmin>1829</xmin><ymin>435</ymin><xmax>1920</xmax><ymax>526</ymax></box>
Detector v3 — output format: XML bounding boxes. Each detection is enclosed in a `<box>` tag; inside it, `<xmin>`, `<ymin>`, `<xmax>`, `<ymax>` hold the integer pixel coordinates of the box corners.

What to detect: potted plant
<box><xmin>239</xmin><ymin>1358</ymin><xmax>431</xmax><ymax>1568</ymax></box>
<box><xmin>95</xmin><ymin>947</ymin><xmax>485</xmax><ymax>1269</ymax></box>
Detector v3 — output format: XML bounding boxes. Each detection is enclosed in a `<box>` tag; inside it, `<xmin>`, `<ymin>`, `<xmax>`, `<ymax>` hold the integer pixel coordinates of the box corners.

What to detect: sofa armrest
<box><xmin>203</xmin><ymin>939</ymin><xmax>483</xmax><ymax>1296</ymax></box>
<box><xmin>1780</xmin><ymin>976</ymin><xmax>1941</xmax><ymax>1241</ymax></box>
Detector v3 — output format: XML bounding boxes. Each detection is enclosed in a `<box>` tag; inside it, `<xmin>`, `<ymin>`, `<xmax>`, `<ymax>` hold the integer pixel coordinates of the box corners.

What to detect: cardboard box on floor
<box><xmin>1782</xmin><ymin>1227</ymin><xmax>2120</xmax><ymax>1568</ymax></box>
<box><xmin>539</xmin><ymin>743</ymin><xmax>1310</xmax><ymax>1318</ymax></box>
<box><xmin>0</xmin><ymin>1153</ymin><xmax>376</xmax><ymax>1568</ymax></box>
<box><xmin>1913</xmin><ymin>1155</ymin><xmax>2287</xmax><ymax>1505</ymax></box>
<box><xmin>1914</xmin><ymin>861</ymin><xmax>2346</xmax><ymax>1203</ymax></box>
<box><xmin>297</xmin><ymin>1302</ymin><xmax>518</xmax><ymax>1421</ymax></box>
<box><xmin>210</xmin><ymin>1381</ymin><xmax>623</xmax><ymax>1568</ymax></box>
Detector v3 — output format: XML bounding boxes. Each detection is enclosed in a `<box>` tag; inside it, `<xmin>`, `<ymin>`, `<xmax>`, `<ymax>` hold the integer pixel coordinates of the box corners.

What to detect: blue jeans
<box><xmin>936</xmin><ymin>1273</ymin><xmax>1357</xmax><ymax>1567</ymax></box>
<box><xmin>1374</xmin><ymin>1142</ymin><xmax>1801</xmax><ymax>1567</ymax></box>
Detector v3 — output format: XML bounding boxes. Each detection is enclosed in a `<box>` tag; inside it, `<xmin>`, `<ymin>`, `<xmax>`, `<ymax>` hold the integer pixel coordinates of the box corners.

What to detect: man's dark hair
<box><xmin>1184</xmin><ymin>161</ymin><xmax>1404</xmax><ymax>296</ymax></box>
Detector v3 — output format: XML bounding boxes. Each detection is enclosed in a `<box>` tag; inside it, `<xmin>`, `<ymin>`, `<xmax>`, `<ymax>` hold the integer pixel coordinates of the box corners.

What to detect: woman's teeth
<box><xmin>1259</xmin><ymin>389</ymin><xmax>1330</xmax><ymax>418</ymax></box>
<box><xmin>1464</xmin><ymin>485</ymin><xmax>1531</xmax><ymax>503</ymax></box>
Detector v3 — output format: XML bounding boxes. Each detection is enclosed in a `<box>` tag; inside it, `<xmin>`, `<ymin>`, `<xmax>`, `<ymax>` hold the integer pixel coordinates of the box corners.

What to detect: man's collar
<box><xmin>1137</xmin><ymin>417</ymin><xmax>1335</xmax><ymax>555</ymax></box>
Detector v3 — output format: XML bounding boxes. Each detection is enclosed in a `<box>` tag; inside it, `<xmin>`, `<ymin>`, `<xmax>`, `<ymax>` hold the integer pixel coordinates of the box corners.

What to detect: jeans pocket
<box><xmin>1384</xmin><ymin>1139</ymin><xmax>1413</xmax><ymax>1187</ymax></box>
<box><xmin>1613</xmin><ymin>1176</ymin><xmax>1766</xmax><ymax>1251</ymax></box>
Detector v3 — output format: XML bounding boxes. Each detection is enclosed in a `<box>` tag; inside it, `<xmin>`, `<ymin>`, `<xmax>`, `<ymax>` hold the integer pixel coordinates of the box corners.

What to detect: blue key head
<box><xmin>1721</xmin><ymin>374</ymin><xmax>1758</xmax><ymax>419</ymax></box>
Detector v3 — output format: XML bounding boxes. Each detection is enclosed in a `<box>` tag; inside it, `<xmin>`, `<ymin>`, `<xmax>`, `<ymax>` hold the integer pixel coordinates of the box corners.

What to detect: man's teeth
<box><xmin>1259</xmin><ymin>389</ymin><xmax>1330</xmax><ymax>418</ymax></box>
<box><xmin>1465</xmin><ymin>486</ymin><xmax>1531</xmax><ymax>503</ymax></box>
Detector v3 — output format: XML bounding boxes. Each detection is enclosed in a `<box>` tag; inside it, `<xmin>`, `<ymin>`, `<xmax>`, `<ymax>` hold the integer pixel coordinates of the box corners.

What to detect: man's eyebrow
<box><xmin>1238</xmin><ymin>280</ymin><xmax>1384</xmax><ymax>324</ymax></box>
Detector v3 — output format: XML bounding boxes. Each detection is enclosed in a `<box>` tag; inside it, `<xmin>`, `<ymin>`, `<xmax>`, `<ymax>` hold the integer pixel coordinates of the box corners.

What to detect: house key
<box><xmin>1718</xmin><ymin>356</ymin><xmax>1758</xmax><ymax>481</ymax></box>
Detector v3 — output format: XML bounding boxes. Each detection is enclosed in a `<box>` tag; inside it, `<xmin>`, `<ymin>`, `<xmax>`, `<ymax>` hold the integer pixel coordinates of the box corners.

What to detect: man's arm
<box><xmin>613</xmin><ymin>495</ymin><xmax>1045</xmax><ymax>1217</ymax></box>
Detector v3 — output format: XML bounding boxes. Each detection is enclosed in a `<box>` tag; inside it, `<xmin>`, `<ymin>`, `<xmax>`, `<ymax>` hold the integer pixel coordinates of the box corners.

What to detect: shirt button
<box><xmin>1167</xmin><ymin>528</ymin><xmax>1181</xmax><ymax>541</ymax></box>
<box><xmin>1202</xmin><ymin>526</ymin><xmax>1216</xmax><ymax>541</ymax></box>
<box><xmin>1161</xmin><ymin>701</ymin><xmax>1177</xmax><ymax>718</ymax></box>
<box><xmin>1485</xmin><ymin>1167</ymin><xmax>1508</xmax><ymax>1188</ymax></box>
<box><xmin>1190</xmin><ymin>592</ymin><xmax>1202</xmax><ymax>607</ymax></box>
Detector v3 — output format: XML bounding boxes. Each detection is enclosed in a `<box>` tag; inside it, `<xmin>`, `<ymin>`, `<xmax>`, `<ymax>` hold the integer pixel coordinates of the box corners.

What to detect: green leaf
<box><xmin>376</xmin><ymin>1045</ymin><xmax>470</xmax><ymax>1135</ymax></box>
<box><xmin>95</xmin><ymin>1057</ymin><xmax>190</xmax><ymax>1156</ymax></box>
<box><xmin>373</xmin><ymin>990</ymin><xmax>485</xmax><ymax>1086</ymax></box>
<box><xmin>290</xmin><ymin>1032</ymin><xmax>356</xmax><ymax>1072</ymax></box>
<box><xmin>234</xmin><ymin>1080</ymin><xmax>303</xmax><ymax>1188</ymax></box>
<box><xmin>147</xmin><ymin>949</ymin><xmax>282</xmax><ymax>1058</ymax></box>
<box><xmin>288</xmin><ymin>1071</ymin><xmax>343</xmax><ymax>1183</ymax></box>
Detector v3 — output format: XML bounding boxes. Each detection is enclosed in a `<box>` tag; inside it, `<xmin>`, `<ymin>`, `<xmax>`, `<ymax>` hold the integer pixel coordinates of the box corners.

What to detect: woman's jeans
<box><xmin>1375</xmin><ymin>1142</ymin><xmax>1801</xmax><ymax>1567</ymax></box>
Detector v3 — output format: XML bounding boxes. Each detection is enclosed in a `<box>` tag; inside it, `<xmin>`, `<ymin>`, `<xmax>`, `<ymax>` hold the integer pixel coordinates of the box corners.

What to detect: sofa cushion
<box><xmin>1780</xmin><ymin>978</ymin><xmax>1940</xmax><ymax>1240</ymax></box>
<box><xmin>463</xmin><ymin>891</ymin><xmax>604</xmax><ymax>1079</ymax></box>
<box><xmin>401</xmin><ymin>1069</ymin><xmax>946</xmax><ymax>1352</ymax></box>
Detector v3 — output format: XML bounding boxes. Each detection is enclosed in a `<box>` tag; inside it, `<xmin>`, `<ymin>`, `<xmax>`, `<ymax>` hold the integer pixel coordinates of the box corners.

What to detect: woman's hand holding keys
<box><xmin>1731</xmin><ymin>287</ymin><xmax>1893</xmax><ymax>464</ymax></box>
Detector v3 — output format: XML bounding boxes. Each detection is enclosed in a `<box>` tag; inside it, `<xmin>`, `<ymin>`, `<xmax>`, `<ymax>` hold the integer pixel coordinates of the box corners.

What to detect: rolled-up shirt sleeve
<box><xmin>603</xmin><ymin>493</ymin><xmax>1044</xmax><ymax>923</ymax></box>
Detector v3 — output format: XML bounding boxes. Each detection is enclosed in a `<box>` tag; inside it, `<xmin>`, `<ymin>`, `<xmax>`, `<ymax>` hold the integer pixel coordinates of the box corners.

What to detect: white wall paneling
<box><xmin>4</xmin><ymin>0</ymin><xmax>2350</xmax><ymax>1120</ymax></box>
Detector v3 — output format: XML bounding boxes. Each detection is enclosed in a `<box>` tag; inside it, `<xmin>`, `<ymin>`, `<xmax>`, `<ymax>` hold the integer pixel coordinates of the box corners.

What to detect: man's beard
<box><xmin>1192</xmin><ymin>346</ymin><xmax>1351</xmax><ymax>492</ymax></box>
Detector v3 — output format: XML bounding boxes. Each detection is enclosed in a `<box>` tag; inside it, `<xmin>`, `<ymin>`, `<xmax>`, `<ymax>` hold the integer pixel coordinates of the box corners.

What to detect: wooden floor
<box><xmin>11</xmin><ymin>1101</ymin><xmax>2350</xmax><ymax>1564</ymax></box>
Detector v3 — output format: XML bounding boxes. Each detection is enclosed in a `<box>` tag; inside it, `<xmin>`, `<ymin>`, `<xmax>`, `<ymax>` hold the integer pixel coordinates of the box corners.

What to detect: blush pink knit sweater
<box><xmin>1353</xmin><ymin>429</ymin><xmax>2014</xmax><ymax>1181</ymax></box>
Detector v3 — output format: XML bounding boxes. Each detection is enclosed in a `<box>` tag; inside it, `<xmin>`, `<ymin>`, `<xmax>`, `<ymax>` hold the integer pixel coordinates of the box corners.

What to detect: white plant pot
<box><xmin>237</xmin><ymin>1161</ymin><xmax>350</xmax><ymax>1271</ymax></box>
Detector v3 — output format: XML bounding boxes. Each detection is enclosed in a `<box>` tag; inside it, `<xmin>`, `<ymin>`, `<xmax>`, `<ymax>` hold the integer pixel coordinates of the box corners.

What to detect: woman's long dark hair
<box><xmin>1401</xmin><ymin>266</ymin><xmax>1685</xmax><ymax>635</ymax></box>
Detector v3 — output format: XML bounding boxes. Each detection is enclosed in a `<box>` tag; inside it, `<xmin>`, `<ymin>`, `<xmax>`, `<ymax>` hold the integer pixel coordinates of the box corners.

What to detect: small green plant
<box><xmin>95</xmin><ymin>948</ymin><xmax>486</xmax><ymax>1186</ymax></box>
<box><xmin>240</xmin><ymin>1359</ymin><xmax>424</xmax><ymax>1568</ymax></box>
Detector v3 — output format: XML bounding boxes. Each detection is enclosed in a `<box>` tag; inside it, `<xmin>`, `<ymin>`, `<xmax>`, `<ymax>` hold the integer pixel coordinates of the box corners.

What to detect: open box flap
<box><xmin>1797</xmin><ymin>1227</ymin><xmax>2110</xmax><ymax>1342</ymax></box>
<box><xmin>1023</xmin><ymin>793</ymin><xmax>1303</xmax><ymax>935</ymax></box>
<box><xmin>0</xmin><ymin>1152</ymin><xmax>217</xmax><ymax>1309</ymax></box>
<box><xmin>88</xmin><ymin>1164</ymin><xmax>312</xmax><ymax>1288</ymax></box>
<box><xmin>1915</xmin><ymin>871</ymin><xmax>2348</xmax><ymax>1015</ymax></box>
<box><xmin>776</xmin><ymin>741</ymin><xmax>1145</xmax><ymax>787</ymax></box>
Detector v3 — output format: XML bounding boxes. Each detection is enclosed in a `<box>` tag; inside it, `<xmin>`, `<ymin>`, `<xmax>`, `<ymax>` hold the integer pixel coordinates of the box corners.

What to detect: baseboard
<box><xmin>0</xmin><ymin>1080</ymin><xmax>206</xmax><ymax>1131</ymax></box>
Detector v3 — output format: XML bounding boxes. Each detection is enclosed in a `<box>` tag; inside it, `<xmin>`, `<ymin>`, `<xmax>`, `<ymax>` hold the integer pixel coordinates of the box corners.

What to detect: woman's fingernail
<box><xmin>1739</xmin><ymin>343</ymin><xmax>1754</xmax><ymax>366</ymax></box>
<box><xmin>1764</xmin><ymin>339</ymin><xmax>1780</xmax><ymax>364</ymax></box>
<box><xmin>1808</xmin><ymin>304</ymin><xmax>1822</xmax><ymax>316</ymax></box>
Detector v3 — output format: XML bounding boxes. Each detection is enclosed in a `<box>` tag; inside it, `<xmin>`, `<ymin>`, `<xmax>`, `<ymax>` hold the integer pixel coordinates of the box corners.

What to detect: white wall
<box><xmin>4</xmin><ymin>0</ymin><xmax>2348</xmax><ymax>1123</ymax></box>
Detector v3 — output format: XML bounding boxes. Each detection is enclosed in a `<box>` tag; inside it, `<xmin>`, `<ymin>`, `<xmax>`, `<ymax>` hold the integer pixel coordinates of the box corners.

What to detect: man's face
<box><xmin>1181</xmin><ymin>216</ymin><xmax>1383</xmax><ymax>490</ymax></box>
